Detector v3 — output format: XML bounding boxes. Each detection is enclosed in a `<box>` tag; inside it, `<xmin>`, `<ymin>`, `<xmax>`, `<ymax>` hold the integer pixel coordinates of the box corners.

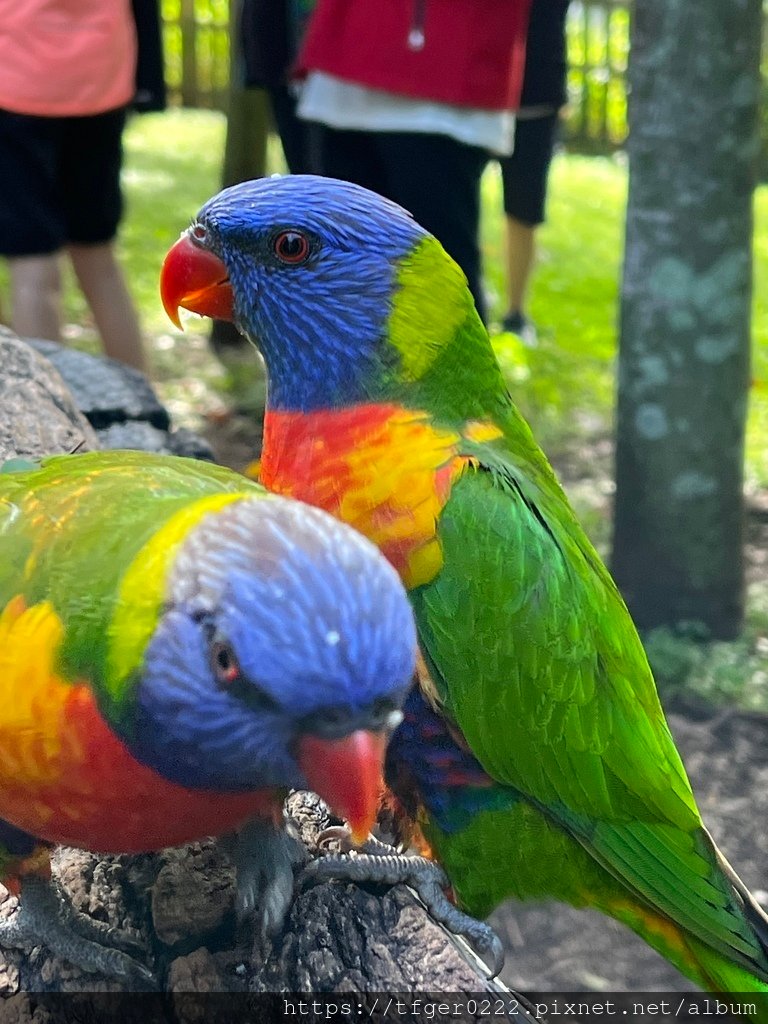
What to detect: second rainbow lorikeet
<box><xmin>0</xmin><ymin>449</ymin><xmax>415</xmax><ymax>981</ymax></box>
<box><xmin>161</xmin><ymin>175</ymin><xmax>768</xmax><ymax>997</ymax></box>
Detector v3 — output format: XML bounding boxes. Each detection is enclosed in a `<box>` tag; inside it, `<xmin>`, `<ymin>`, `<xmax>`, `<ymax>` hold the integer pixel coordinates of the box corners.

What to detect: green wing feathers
<box><xmin>414</xmin><ymin>451</ymin><xmax>768</xmax><ymax>986</ymax></box>
<box><xmin>418</xmin><ymin>465</ymin><xmax>697</xmax><ymax>824</ymax></box>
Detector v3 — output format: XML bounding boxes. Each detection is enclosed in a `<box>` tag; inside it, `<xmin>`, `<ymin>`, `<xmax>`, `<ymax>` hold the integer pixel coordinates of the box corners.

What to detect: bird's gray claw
<box><xmin>454</xmin><ymin>919</ymin><xmax>505</xmax><ymax>980</ymax></box>
<box><xmin>230</xmin><ymin>817</ymin><xmax>308</xmax><ymax>940</ymax></box>
<box><xmin>315</xmin><ymin>824</ymin><xmax>398</xmax><ymax>857</ymax></box>
<box><xmin>65</xmin><ymin>904</ymin><xmax>148</xmax><ymax>960</ymax></box>
<box><xmin>484</xmin><ymin>931</ymin><xmax>505</xmax><ymax>980</ymax></box>
<box><xmin>301</xmin><ymin>848</ymin><xmax>505</xmax><ymax>977</ymax></box>
<box><xmin>0</xmin><ymin>876</ymin><xmax>156</xmax><ymax>986</ymax></box>
<box><xmin>316</xmin><ymin>825</ymin><xmax>357</xmax><ymax>853</ymax></box>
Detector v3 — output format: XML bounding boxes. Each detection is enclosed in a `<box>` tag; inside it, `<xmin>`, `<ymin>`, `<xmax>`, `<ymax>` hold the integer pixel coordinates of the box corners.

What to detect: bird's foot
<box><xmin>304</xmin><ymin>827</ymin><xmax>504</xmax><ymax>978</ymax></box>
<box><xmin>226</xmin><ymin>817</ymin><xmax>309</xmax><ymax>942</ymax></box>
<box><xmin>0</xmin><ymin>875</ymin><xmax>155</xmax><ymax>985</ymax></box>
<box><xmin>315</xmin><ymin>824</ymin><xmax>394</xmax><ymax>856</ymax></box>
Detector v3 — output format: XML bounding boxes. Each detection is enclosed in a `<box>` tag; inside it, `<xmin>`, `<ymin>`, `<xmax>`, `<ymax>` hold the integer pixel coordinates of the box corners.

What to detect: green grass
<box><xmin>118</xmin><ymin>109</ymin><xmax>235</xmax><ymax>418</ymax></box>
<box><xmin>482</xmin><ymin>154</ymin><xmax>625</xmax><ymax>452</ymax></box>
<box><xmin>642</xmin><ymin>603</ymin><xmax>768</xmax><ymax>713</ymax></box>
<box><xmin>120</xmin><ymin>108</ymin><xmax>227</xmax><ymax>333</ymax></box>
<box><xmin>483</xmin><ymin>150</ymin><xmax>768</xmax><ymax>709</ymax></box>
<box><xmin>485</xmin><ymin>153</ymin><xmax>768</xmax><ymax>493</ymax></box>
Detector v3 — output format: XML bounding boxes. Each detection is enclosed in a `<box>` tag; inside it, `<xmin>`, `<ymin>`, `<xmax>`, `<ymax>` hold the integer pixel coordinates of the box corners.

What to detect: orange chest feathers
<box><xmin>260</xmin><ymin>405</ymin><xmax>465</xmax><ymax>589</ymax></box>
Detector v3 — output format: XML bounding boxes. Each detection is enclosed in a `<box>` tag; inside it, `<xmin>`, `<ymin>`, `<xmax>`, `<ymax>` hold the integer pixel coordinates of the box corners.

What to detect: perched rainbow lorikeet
<box><xmin>160</xmin><ymin>174</ymin><xmax>768</xmax><ymax>997</ymax></box>
<box><xmin>0</xmin><ymin>449</ymin><xmax>415</xmax><ymax>981</ymax></box>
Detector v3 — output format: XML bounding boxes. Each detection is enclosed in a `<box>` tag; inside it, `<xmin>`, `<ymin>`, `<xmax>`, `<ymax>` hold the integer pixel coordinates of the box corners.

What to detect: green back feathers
<box><xmin>404</xmin><ymin>404</ymin><xmax>768</xmax><ymax>984</ymax></box>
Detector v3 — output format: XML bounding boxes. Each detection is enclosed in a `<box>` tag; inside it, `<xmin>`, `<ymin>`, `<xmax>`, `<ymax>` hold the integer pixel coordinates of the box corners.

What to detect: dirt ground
<box><xmin>202</xmin><ymin>408</ymin><xmax>768</xmax><ymax>996</ymax></box>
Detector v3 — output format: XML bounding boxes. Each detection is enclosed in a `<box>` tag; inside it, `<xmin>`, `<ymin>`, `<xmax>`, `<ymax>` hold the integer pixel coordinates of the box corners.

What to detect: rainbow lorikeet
<box><xmin>0</xmin><ymin>449</ymin><xmax>415</xmax><ymax>981</ymax></box>
<box><xmin>161</xmin><ymin>175</ymin><xmax>768</xmax><ymax>996</ymax></box>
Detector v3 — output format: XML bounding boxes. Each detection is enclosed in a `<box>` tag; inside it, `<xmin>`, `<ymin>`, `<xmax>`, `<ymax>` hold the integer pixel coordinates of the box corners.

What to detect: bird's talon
<box><xmin>298</xmin><ymin>850</ymin><xmax>503</xmax><ymax>976</ymax></box>
<box><xmin>316</xmin><ymin>825</ymin><xmax>356</xmax><ymax>853</ymax></box>
<box><xmin>231</xmin><ymin>818</ymin><xmax>309</xmax><ymax>937</ymax></box>
<box><xmin>0</xmin><ymin>877</ymin><xmax>156</xmax><ymax>985</ymax></box>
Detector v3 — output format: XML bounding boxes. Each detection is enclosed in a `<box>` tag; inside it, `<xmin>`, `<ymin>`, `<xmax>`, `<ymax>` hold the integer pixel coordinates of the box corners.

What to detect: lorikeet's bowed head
<box><xmin>134</xmin><ymin>494</ymin><xmax>416</xmax><ymax>840</ymax></box>
<box><xmin>161</xmin><ymin>175</ymin><xmax>476</xmax><ymax>412</ymax></box>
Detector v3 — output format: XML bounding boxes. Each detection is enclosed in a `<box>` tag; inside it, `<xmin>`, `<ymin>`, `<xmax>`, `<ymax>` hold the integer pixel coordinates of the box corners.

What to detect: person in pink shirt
<box><xmin>0</xmin><ymin>0</ymin><xmax>146</xmax><ymax>371</ymax></box>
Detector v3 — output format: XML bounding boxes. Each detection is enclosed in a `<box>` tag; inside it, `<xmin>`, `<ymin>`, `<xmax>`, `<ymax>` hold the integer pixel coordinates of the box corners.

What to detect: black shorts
<box><xmin>499</xmin><ymin>112</ymin><xmax>560</xmax><ymax>227</ymax></box>
<box><xmin>0</xmin><ymin>106</ymin><xmax>126</xmax><ymax>257</ymax></box>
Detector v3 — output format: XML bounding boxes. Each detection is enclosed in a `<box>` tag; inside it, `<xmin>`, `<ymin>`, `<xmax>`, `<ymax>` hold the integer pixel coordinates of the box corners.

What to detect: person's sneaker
<box><xmin>501</xmin><ymin>310</ymin><xmax>538</xmax><ymax>348</ymax></box>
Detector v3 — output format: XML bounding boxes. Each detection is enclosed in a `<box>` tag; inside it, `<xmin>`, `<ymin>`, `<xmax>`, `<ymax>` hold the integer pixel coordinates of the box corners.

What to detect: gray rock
<box><xmin>0</xmin><ymin>328</ymin><xmax>97</xmax><ymax>463</ymax></box>
<box><xmin>165</xmin><ymin>427</ymin><xmax>217</xmax><ymax>462</ymax></box>
<box><xmin>21</xmin><ymin>336</ymin><xmax>214</xmax><ymax>460</ymax></box>
<box><xmin>167</xmin><ymin>947</ymin><xmax>226</xmax><ymax>993</ymax></box>
<box><xmin>27</xmin><ymin>339</ymin><xmax>169</xmax><ymax>431</ymax></box>
<box><xmin>97</xmin><ymin>422</ymin><xmax>216</xmax><ymax>462</ymax></box>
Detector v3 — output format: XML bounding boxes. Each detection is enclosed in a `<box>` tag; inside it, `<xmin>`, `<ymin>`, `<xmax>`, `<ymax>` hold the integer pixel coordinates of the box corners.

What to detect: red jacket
<box><xmin>297</xmin><ymin>0</ymin><xmax>532</xmax><ymax>111</ymax></box>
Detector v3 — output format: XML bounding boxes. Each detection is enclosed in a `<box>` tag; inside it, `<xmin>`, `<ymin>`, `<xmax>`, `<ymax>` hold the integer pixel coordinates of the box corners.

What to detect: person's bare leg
<box><xmin>504</xmin><ymin>215</ymin><xmax>536</xmax><ymax>319</ymax></box>
<box><xmin>9</xmin><ymin>253</ymin><xmax>63</xmax><ymax>342</ymax></box>
<box><xmin>68</xmin><ymin>242</ymin><xmax>147</xmax><ymax>373</ymax></box>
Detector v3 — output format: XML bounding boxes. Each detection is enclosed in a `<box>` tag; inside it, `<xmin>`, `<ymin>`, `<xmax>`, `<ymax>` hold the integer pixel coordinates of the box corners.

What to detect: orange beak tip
<box><xmin>165</xmin><ymin>306</ymin><xmax>183</xmax><ymax>331</ymax></box>
<box><xmin>349</xmin><ymin>820</ymin><xmax>373</xmax><ymax>846</ymax></box>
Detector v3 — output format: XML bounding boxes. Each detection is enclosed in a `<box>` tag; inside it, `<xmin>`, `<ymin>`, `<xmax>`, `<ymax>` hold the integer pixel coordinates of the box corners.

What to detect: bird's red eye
<box><xmin>273</xmin><ymin>230</ymin><xmax>310</xmax><ymax>265</ymax></box>
<box><xmin>190</xmin><ymin>223</ymin><xmax>207</xmax><ymax>243</ymax></box>
<box><xmin>211</xmin><ymin>641</ymin><xmax>240</xmax><ymax>687</ymax></box>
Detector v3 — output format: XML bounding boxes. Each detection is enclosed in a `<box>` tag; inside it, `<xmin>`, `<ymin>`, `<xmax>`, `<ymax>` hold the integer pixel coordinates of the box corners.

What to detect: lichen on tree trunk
<box><xmin>612</xmin><ymin>0</ymin><xmax>762</xmax><ymax>639</ymax></box>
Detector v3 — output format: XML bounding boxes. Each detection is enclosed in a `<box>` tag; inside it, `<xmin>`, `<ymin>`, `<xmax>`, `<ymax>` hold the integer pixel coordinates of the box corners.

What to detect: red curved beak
<box><xmin>160</xmin><ymin>233</ymin><xmax>234</xmax><ymax>328</ymax></box>
<box><xmin>297</xmin><ymin>730</ymin><xmax>386</xmax><ymax>845</ymax></box>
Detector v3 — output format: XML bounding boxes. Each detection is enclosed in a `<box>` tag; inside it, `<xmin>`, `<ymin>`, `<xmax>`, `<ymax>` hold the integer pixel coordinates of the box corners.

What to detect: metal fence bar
<box><xmin>179</xmin><ymin>0</ymin><xmax>199</xmax><ymax>106</ymax></box>
<box><xmin>562</xmin><ymin>0</ymin><xmax>630</xmax><ymax>153</ymax></box>
<box><xmin>163</xmin><ymin>0</ymin><xmax>230</xmax><ymax>110</ymax></box>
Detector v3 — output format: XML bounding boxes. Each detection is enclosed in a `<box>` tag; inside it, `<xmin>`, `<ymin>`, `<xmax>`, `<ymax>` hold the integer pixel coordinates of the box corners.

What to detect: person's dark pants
<box><xmin>267</xmin><ymin>85</ymin><xmax>323</xmax><ymax>176</ymax></box>
<box><xmin>0</xmin><ymin>106</ymin><xmax>126</xmax><ymax>257</ymax></box>
<box><xmin>499</xmin><ymin>113</ymin><xmax>560</xmax><ymax>227</ymax></box>
<box><xmin>314</xmin><ymin>126</ymin><xmax>490</xmax><ymax>322</ymax></box>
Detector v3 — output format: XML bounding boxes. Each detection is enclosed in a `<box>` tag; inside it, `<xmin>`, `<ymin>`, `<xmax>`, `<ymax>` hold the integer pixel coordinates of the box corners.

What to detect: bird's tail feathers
<box><xmin>601</xmin><ymin>890</ymin><xmax>768</xmax><ymax>1001</ymax></box>
<box><xmin>706</xmin><ymin>826</ymin><xmax>768</xmax><ymax>966</ymax></box>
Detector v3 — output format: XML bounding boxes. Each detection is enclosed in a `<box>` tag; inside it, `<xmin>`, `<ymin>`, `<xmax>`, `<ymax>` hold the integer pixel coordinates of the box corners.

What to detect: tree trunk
<box><xmin>209</xmin><ymin>0</ymin><xmax>270</xmax><ymax>370</ymax></box>
<box><xmin>219</xmin><ymin>79</ymin><xmax>269</xmax><ymax>188</ymax></box>
<box><xmin>1</xmin><ymin>792</ymin><xmax>537</xmax><ymax>1020</ymax></box>
<box><xmin>612</xmin><ymin>0</ymin><xmax>762</xmax><ymax>639</ymax></box>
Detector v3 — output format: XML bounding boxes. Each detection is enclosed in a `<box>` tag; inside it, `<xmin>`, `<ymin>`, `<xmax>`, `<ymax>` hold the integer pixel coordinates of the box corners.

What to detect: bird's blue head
<box><xmin>132</xmin><ymin>495</ymin><xmax>416</xmax><ymax>839</ymax></box>
<box><xmin>161</xmin><ymin>175</ymin><xmax>475</xmax><ymax>412</ymax></box>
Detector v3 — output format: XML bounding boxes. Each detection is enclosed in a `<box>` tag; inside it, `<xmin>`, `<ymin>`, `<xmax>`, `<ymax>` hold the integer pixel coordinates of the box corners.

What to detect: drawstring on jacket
<box><xmin>408</xmin><ymin>0</ymin><xmax>426</xmax><ymax>49</ymax></box>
